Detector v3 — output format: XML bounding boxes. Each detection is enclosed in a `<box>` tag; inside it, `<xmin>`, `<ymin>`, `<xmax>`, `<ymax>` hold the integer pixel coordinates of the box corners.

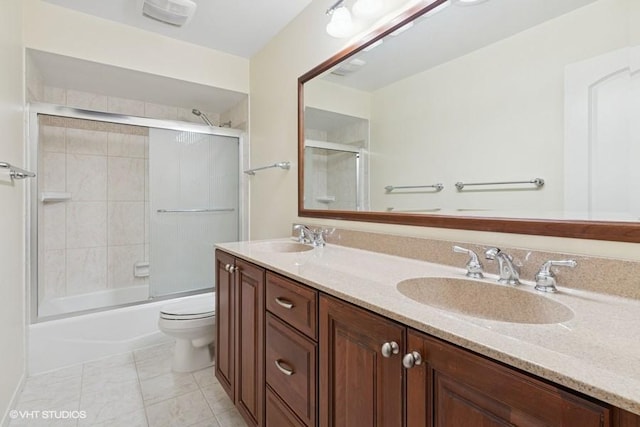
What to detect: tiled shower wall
<box><xmin>38</xmin><ymin>116</ymin><xmax>150</xmax><ymax>303</ymax></box>
<box><xmin>305</xmin><ymin>120</ymin><xmax>369</xmax><ymax>211</ymax></box>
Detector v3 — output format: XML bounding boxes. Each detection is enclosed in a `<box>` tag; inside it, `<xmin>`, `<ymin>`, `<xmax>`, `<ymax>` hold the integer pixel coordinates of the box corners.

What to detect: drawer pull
<box><xmin>275</xmin><ymin>297</ymin><xmax>295</xmax><ymax>309</ymax></box>
<box><xmin>275</xmin><ymin>359</ymin><xmax>295</xmax><ymax>376</ymax></box>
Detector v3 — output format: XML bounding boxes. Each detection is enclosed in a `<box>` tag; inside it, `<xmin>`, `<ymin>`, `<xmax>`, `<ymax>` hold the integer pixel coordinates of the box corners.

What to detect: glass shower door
<box><xmin>149</xmin><ymin>129</ymin><xmax>239</xmax><ymax>297</ymax></box>
<box><xmin>304</xmin><ymin>146</ymin><xmax>360</xmax><ymax>211</ymax></box>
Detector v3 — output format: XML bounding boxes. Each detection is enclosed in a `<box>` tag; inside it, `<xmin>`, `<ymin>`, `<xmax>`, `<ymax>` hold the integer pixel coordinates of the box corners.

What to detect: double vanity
<box><xmin>214</xmin><ymin>229</ymin><xmax>640</xmax><ymax>427</ymax></box>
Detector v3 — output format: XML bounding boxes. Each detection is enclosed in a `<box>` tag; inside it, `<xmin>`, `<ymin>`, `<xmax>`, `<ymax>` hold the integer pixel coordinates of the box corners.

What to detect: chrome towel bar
<box><xmin>156</xmin><ymin>208</ymin><xmax>235</xmax><ymax>213</ymax></box>
<box><xmin>244</xmin><ymin>161</ymin><xmax>290</xmax><ymax>175</ymax></box>
<box><xmin>385</xmin><ymin>183</ymin><xmax>444</xmax><ymax>192</ymax></box>
<box><xmin>455</xmin><ymin>178</ymin><xmax>544</xmax><ymax>191</ymax></box>
<box><xmin>0</xmin><ymin>162</ymin><xmax>36</xmax><ymax>180</ymax></box>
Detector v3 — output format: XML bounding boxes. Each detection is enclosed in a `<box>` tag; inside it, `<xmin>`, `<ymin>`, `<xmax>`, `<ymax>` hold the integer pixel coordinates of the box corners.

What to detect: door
<box><xmin>149</xmin><ymin>129</ymin><xmax>239</xmax><ymax>297</ymax></box>
<box><xmin>406</xmin><ymin>329</ymin><xmax>609</xmax><ymax>427</ymax></box>
<box><xmin>565</xmin><ymin>46</ymin><xmax>640</xmax><ymax>221</ymax></box>
<box><xmin>215</xmin><ymin>250</ymin><xmax>235</xmax><ymax>400</ymax></box>
<box><xmin>235</xmin><ymin>259</ymin><xmax>266</xmax><ymax>427</ymax></box>
<box><xmin>319</xmin><ymin>295</ymin><xmax>404</xmax><ymax>427</ymax></box>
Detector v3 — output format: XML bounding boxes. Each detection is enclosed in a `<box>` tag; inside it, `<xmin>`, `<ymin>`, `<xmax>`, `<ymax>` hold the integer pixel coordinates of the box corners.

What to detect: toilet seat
<box><xmin>160</xmin><ymin>298</ymin><xmax>215</xmax><ymax>321</ymax></box>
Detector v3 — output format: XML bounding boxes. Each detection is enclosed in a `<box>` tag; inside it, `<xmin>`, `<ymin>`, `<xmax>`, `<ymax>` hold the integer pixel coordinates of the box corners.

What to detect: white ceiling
<box><xmin>321</xmin><ymin>0</ymin><xmax>600</xmax><ymax>91</ymax></box>
<box><xmin>42</xmin><ymin>0</ymin><xmax>312</xmax><ymax>58</ymax></box>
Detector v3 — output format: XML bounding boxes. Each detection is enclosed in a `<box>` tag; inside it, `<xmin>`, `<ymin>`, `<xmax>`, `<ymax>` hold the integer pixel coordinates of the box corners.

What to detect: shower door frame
<box><xmin>26</xmin><ymin>102</ymin><xmax>249</xmax><ymax>323</ymax></box>
<box><xmin>304</xmin><ymin>139</ymin><xmax>365</xmax><ymax>211</ymax></box>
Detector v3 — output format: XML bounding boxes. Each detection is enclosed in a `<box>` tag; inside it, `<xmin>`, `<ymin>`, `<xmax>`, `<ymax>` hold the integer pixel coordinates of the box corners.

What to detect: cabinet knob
<box><xmin>381</xmin><ymin>341</ymin><xmax>400</xmax><ymax>358</ymax></box>
<box><xmin>224</xmin><ymin>264</ymin><xmax>231</xmax><ymax>272</ymax></box>
<box><xmin>402</xmin><ymin>351</ymin><xmax>423</xmax><ymax>369</ymax></box>
<box><xmin>229</xmin><ymin>265</ymin><xmax>239</xmax><ymax>273</ymax></box>
<box><xmin>274</xmin><ymin>359</ymin><xmax>295</xmax><ymax>376</ymax></box>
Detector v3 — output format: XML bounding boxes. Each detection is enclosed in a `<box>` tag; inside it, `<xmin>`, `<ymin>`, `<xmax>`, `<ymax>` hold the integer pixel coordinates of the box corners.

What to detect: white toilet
<box><xmin>158</xmin><ymin>293</ymin><xmax>216</xmax><ymax>373</ymax></box>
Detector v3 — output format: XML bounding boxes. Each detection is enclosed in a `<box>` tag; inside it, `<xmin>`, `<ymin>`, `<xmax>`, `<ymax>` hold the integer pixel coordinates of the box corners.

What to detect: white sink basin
<box><xmin>397</xmin><ymin>277</ymin><xmax>574</xmax><ymax>324</ymax></box>
<box><xmin>253</xmin><ymin>241</ymin><xmax>314</xmax><ymax>253</ymax></box>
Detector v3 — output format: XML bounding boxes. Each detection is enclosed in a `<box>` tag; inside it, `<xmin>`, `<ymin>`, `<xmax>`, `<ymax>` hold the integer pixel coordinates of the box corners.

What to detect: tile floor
<box><xmin>9</xmin><ymin>342</ymin><xmax>246</xmax><ymax>427</ymax></box>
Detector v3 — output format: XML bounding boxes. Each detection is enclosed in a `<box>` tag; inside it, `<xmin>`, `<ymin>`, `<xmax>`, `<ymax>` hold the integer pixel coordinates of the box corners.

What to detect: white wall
<box><xmin>22</xmin><ymin>0</ymin><xmax>249</xmax><ymax>94</ymax></box>
<box><xmin>0</xmin><ymin>0</ymin><xmax>26</xmax><ymax>423</ymax></box>
<box><xmin>249</xmin><ymin>0</ymin><xmax>640</xmax><ymax>261</ymax></box>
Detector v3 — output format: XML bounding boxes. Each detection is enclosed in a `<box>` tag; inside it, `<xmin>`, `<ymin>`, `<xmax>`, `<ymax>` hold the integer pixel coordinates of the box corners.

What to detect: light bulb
<box><xmin>352</xmin><ymin>0</ymin><xmax>382</xmax><ymax>17</ymax></box>
<box><xmin>326</xmin><ymin>6</ymin><xmax>353</xmax><ymax>38</ymax></box>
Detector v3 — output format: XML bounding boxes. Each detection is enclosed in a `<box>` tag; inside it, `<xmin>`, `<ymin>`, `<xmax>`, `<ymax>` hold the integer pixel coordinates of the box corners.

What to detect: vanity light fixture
<box><xmin>326</xmin><ymin>0</ymin><xmax>354</xmax><ymax>38</ymax></box>
<box><xmin>326</xmin><ymin>0</ymin><xmax>428</xmax><ymax>38</ymax></box>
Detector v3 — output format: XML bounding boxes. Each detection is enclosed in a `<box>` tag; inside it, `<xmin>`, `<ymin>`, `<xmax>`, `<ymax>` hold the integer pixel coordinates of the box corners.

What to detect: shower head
<box><xmin>192</xmin><ymin>109</ymin><xmax>214</xmax><ymax>127</ymax></box>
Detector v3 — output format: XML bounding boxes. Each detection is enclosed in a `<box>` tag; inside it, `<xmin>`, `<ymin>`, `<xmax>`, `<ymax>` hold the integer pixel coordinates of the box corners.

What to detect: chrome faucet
<box><xmin>534</xmin><ymin>260</ymin><xmax>577</xmax><ymax>293</ymax></box>
<box><xmin>293</xmin><ymin>224</ymin><xmax>326</xmax><ymax>247</ymax></box>
<box><xmin>452</xmin><ymin>246</ymin><xmax>484</xmax><ymax>279</ymax></box>
<box><xmin>484</xmin><ymin>247</ymin><xmax>520</xmax><ymax>285</ymax></box>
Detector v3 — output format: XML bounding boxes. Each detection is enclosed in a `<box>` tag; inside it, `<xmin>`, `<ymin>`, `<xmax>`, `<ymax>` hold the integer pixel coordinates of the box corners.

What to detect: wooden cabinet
<box><xmin>265</xmin><ymin>272</ymin><xmax>318</xmax><ymax>427</ymax></box>
<box><xmin>406</xmin><ymin>329</ymin><xmax>610</xmax><ymax>427</ymax></box>
<box><xmin>215</xmin><ymin>250</ymin><xmax>265</xmax><ymax>427</ymax></box>
<box><xmin>216</xmin><ymin>252</ymin><xmax>640</xmax><ymax>427</ymax></box>
<box><xmin>319</xmin><ymin>294</ymin><xmax>405</xmax><ymax>427</ymax></box>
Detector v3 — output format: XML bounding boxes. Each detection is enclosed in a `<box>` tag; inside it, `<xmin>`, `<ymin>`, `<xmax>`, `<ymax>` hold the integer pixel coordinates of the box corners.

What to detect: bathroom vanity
<box><xmin>214</xmin><ymin>238</ymin><xmax>640</xmax><ymax>427</ymax></box>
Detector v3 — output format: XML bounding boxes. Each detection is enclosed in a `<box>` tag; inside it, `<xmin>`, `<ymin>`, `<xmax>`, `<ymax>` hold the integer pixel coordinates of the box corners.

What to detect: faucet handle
<box><xmin>453</xmin><ymin>246</ymin><xmax>484</xmax><ymax>279</ymax></box>
<box><xmin>534</xmin><ymin>260</ymin><xmax>577</xmax><ymax>293</ymax></box>
<box><xmin>292</xmin><ymin>224</ymin><xmax>309</xmax><ymax>243</ymax></box>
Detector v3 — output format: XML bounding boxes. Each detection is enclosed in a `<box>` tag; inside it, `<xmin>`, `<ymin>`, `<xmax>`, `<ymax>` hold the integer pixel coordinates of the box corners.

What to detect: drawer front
<box><xmin>266</xmin><ymin>313</ymin><xmax>317</xmax><ymax>427</ymax></box>
<box><xmin>266</xmin><ymin>386</ymin><xmax>307</xmax><ymax>427</ymax></box>
<box><xmin>266</xmin><ymin>272</ymin><xmax>318</xmax><ymax>340</ymax></box>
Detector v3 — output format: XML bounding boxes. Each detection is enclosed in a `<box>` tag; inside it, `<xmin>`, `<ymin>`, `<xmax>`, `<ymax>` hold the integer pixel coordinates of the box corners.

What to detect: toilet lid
<box><xmin>160</xmin><ymin>299</ymin><xmax>215</xmax><ymax>320</ymax></box>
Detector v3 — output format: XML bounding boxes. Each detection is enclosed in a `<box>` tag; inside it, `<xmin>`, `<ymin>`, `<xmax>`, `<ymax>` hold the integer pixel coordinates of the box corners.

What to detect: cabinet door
<box><xmin>319</xmin><ymin>295</ymin><xmax>405</xmax><ymax>427</ymax></box>
<box><xmin>215</xmin><ymin>250</ymin><xmax>235</xmax><ymax>400</ymax></box>
<box><xmin>406</xmin><ymin>329</ymin><xmax>610</xmax><ymax>427</ymax></box>
<box><xmin>235</xmin><ymin>259</ymin><xmax>266</xmax><ymax>427</ymax></box>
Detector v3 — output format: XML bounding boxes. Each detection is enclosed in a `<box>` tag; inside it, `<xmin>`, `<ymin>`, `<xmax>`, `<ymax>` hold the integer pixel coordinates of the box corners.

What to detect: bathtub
<box><xmin>28</xmin><ymin>292</ymin><xmax>214</xmax><ymax>375</ymax></box>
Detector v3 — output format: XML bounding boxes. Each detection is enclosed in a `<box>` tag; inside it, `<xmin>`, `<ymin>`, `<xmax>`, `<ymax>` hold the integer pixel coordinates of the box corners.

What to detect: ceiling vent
<box><xmin>330</xmin><ymin>58</ymin><xmax>367</xmax><ymax>77</ymax></box>
<box><xmin>141</xmin><ymin>0</ymin><xmax>197</xmax><ymax>27</ymax></box>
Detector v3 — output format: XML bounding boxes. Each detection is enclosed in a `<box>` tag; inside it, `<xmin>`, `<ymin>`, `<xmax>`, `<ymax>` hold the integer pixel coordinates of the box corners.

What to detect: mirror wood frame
<box><xmin>297</xmin><ymin>0</ymin><xmax>640</xmax><ymax>243</ymax></box>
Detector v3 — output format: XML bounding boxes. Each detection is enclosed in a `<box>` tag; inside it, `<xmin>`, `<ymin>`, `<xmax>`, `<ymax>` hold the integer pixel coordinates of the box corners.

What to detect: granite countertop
<box><xmin>217</xmin><ymin>238</ymin><xmax>640</xmax><ymax>416</ymax></box>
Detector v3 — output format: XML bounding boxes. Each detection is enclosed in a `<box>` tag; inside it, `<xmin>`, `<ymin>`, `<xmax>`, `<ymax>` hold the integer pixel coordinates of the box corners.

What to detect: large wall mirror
<box><xmin>298</xmin><ymin>0</ymin><xmax>640</xmax><ymax>242</ymax></box>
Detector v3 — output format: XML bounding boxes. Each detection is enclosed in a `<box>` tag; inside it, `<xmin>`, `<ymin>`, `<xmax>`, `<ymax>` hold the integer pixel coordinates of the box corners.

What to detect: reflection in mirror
<box><xmin>304</xmin><ymin>107</ymin><xmax>369</xmax><ymax>211</ymax></box>
<box><xmin>300</xmin><ymin>0</ymin><xmax>640</xmax><ymax>239</ymax></box>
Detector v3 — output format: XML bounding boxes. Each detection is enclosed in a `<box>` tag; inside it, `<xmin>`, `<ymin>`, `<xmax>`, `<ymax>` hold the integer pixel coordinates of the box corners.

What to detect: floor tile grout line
<box><xmin>132</xmin><ymin>350</ymin><xmax>151</xmax><ymax>427</ymax></box>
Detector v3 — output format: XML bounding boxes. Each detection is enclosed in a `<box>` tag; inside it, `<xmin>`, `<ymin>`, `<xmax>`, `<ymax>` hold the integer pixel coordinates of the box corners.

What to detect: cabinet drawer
<box><xmin>266</xmin><ymin>313</ymin><xmax>317</xmax><ymax>427</ymax></box>
<box><xmin>266</xmin><ymin>272</ymin><xmax>317</xmax><ymax>340</ymax></box>
<box><xmin>266</xmin><ymin>386</ymin><xmax>306</xmax><ymax>427</ymax></box>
